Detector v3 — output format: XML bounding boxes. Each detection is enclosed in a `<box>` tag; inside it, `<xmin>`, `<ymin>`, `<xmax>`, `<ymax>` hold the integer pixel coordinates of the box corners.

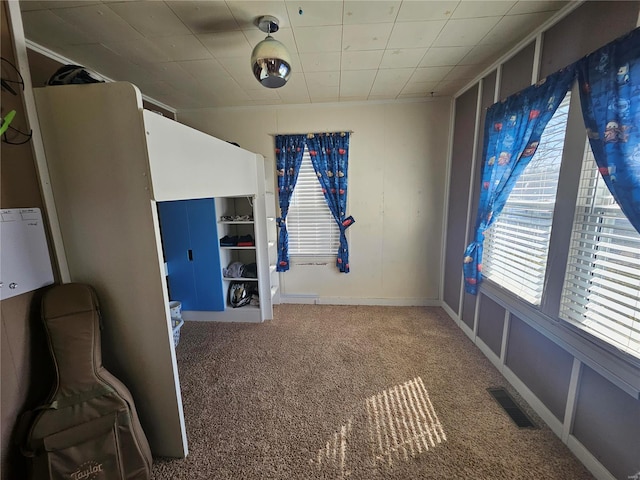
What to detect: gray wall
<box><xmin>442</xmin><ymin>85</ymin><xmax>478</xmax><ymax>315</ymax></box>
<box><xmin>442</xmin><ymin>3</ymin><xmax>640</xmax><ymax>479</ymax></box>
<box><xmin>572</xmin><ymin>366</ymin><xmax>640</xmax><ymax>480</ymax></box>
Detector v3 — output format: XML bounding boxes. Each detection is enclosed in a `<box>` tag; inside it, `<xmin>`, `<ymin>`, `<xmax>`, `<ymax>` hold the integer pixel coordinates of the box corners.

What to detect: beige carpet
<box><xmin>152</xmin><ymin>305</ymin><xmax>594</xmax><ymax>480</ymax></box>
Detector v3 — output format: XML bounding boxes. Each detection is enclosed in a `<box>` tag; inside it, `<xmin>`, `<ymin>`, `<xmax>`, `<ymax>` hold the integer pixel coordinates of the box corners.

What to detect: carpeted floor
<box><xmin>151</xmin><ymin>304</ymin><xmax>594</xmax><ymax>479</ymax></box>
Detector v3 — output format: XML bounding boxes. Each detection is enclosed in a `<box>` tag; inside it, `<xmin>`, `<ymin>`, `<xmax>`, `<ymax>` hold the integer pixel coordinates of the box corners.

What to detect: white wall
<box><xmin>178</xmin><ymin>99</ymin><xmax>451</xmax><ymax>305</ymax></box>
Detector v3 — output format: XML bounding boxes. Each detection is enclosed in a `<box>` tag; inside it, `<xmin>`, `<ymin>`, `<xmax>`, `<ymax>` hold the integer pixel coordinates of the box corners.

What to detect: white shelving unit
<box><xmin>215</xmin><ymin>196</ymin><xmax>265</xmax><ymax>322</ymax></box>
<box><xmin>32</xmin><ymin>81</ymin><xmax>276</xmax><ymax>458</ymax></box>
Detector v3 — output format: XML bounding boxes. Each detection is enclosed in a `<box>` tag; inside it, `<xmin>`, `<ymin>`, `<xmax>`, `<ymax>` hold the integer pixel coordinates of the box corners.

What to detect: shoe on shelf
<box><xmin>220</xmin><ymin>235</ymin><xmax>238</xmax><ymax>246</ymax></box>
<box><xmin>237</xmin><ymin>234</ymin><xmax>254</xmax><ymax>246</ymax></box>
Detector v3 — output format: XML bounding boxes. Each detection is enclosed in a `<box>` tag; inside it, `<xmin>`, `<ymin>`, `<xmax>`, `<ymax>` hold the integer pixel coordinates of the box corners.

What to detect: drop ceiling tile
<box><xmin>459</xmin><ymin>44</ymin><xmax>503</xmax><ymax>65</ymax></box>
<box><xmin>151</xmin><ymin>35</ymin><xmax>212</xmax><ymax>62</ymax></box>
<box><xmin>340</xmin><ymin>70</ymin><xmax>376</xmax><ymax>97</ymax></box>
<box><xmin>341</xmin><ymin>50</ymin><xmax>384</xmax><ymax>70</ymax></box>
<box><xmin>370</xmin><ymin>80</ymin><xmax>405</xmax><ymax>97</ymax></box>
<box><xmin>299</xmin><ymin>52</ymin><xmax>341</xmax><ymax>72</ymax></box>
<box><xmin>451</xmin><ymin>1</ymin><xmax>515</xmax><ymax>19</ymax></box>
<box><xmin>432</xmin><ymin>16</ymin><xmax>501</xmax><ymax>47</ymax></box>
<box><xmin>245</xmin><ymin>86</ymin><xmax>283</xmax><ymax>101</ymax></box>
<box><xmin>342</xmin><ymin>23</ymin><xmax>394</xmax><ymax>52</ymax></box>
<box><xmin>20</xmin><ymin>10</ymin><xmax>94</xmax><ymax>47</ymax></box>
<box><xmin>166</xmin><ymin>1</ymin><xmax>241</xmax><ymax>33</ymax></box>
<box><xmin>277</xmin><ymin>74</ymin><xmax>309</xmax><ymax>97</ymax></box>
<box><xmin>293</xmin><ymin>26</ymin><xmax>342</xmax><ymax>53</ymax></box>
<box><xmin>198</xmin><ymin>31</ymin><xmax>253</xmax><ymax>58</ymax></box>
<box><xmin>104</xmin><ymin>37</ymin><xmax>172</xmax><ymax>65</ymax></box>
<box><xmin>52</xmin><ymin>3</ymin><xmax>143</xmax><ymax>42</ymax></box>
<box><xmin>480</xmin><ymin>12</ymin><xmax>553</xmax><ymax>45</ymax></box>
<box><xmin>396</xmin><ymin>1</ymin><xmax>459</xmax><ymax>22</ymax></box>
<box><xmin>305</xmin><ymin>71</ymin><xmax>340</xmax><ymax>88</ymax></box>
<box><xmin>374</xmin><ymin>67</ymin><xmax>414</xmax><ymax>85</ymax></box>
<box><xmin>419</xmin><ymin>46</ymin><xmax>472</xmax><ymax>67</ymax></box>
<box><xmin>226</xmin><ymin>1</ymin><xmax>292</xmax><ymax>29</ymax></box>
<box><xmin>379</xmin><ymin>49</ymin><xmax>427</xmax><ymax>69</ymax></box>
<box><xmin>217</xmin><ymin>56</ymin><xmax>263</xmax><ymax>89</ymax></box>
<box><xmin>145</xmin><ymin>62</ymin><xmax>200</xmax><ymax>90</ymax></box>
<box><xmin>107</xmin><ymin>1</ymin><xmax>191</xmax><ymax>37</ymax></box>
<box><xmin>401</xmin><ymin>81</ymin><xmax>440</xmax><ymax>95</ymax></box>
<box><xmin>443</xmin><ymin>64</ymin><xmax>481</xmax><ymax>81</ymax></box>
<box><xmin>388</xmin><ymin>20</ymin><xmax>446</xmax><ymax>49</ymax></box>
<box><xmin>176</xmin><ymin>58</ymin><xmax>229</xmax><ymax>81</ymax></box>
<box><xmin>410</xmin><ymin>66</ymin><xmax>453</xmax><ymax>83</ymax></box>
<box><xmin>309</xmin><ymin>85</ymin><xmax>340</xmax><ymax>102</ymax></box>
<box><xmin>507</xmin><ymin>1</ymin><xmax>568</xmax><ymax>15</ymax></box>
<box><xmin>343</xmin><ymin>1</ymin><xmax>401</xmax><ymax>24</ymax></box>
<box><xmin>436</xmin><ymin>77</ymin><xmax>469</xmax><ymax>95</ymax></box>
<box><xmin>20</xmin><ymin>1</ymin><xmax>99</xmax><ymax>11</ymax></box>
<box><xmin>286</xmin><ymin>1</ymin><xmax>343</xmax><ymax>27</ymax></box>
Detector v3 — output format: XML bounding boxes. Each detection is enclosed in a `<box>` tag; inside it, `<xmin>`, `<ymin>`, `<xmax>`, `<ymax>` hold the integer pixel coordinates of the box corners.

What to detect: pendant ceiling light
<box><xmin>251</xmin><ymin>16</ymin><xmax>291</xmax><ymax>89</ymax></box>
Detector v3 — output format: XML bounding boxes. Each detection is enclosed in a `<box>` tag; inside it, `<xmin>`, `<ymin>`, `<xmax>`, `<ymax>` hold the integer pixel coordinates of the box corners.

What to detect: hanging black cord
<box><xmin>1</xmin><ymin>57</ymin><xmax>25</xmax><ymax>95</ymax></box>
<box><xmin>1</xmin><ymin>57</ymin><xmax>32</xmax><ymax>144</ymax></box>
<box><xmin>2</xmin><ymin>123</ymin><xmax>33</xmax><ymax>145</ymax></box>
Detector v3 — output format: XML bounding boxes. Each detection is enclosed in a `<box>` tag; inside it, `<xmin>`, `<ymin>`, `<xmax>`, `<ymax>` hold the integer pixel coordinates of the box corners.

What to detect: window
<box><xmin>287</xmin><ymin>146</ymin><xmax>340</xmax><ymax>255</ymax></box>
<box><xmin>561</xmin><ymin>146</ymin><xmax>640</xmax><ymax>358</ymax></box>
<box><xmin>482</xmin><ymin>94</ymin><xmax>571</xmax><ymax>305</ymax></box>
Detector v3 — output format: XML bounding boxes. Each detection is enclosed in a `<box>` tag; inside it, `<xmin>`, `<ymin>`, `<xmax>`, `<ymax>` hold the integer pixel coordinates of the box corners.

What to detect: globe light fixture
<box><xmin>251</xmin><ymin>16</ymin><xmax>291</xmax><ymax>88</ymax></box>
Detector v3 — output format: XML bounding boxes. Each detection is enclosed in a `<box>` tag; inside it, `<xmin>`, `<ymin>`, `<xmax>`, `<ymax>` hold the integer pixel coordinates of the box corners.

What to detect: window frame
<box><xmin>286</xmin><ymin>145</ymin><xmax>342</xmax><ymax>259</ymax></box>
<box><xmin>482</xmin><ymin>92</ymin><xmax>572</xmax><ymax>305</ymax></box>
<box><xmin>475</xmin><ymin>82</ymin><xmax>640</xmax><ymax>379</ymax></box>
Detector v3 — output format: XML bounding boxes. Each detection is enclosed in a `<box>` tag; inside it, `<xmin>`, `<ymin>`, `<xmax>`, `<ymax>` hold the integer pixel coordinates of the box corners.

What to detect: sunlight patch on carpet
<box><xmin>366</xmin><ymin>377</ymin><xmax>446</xmax><ymax>466</ymax></box>
<box><xmin>311</xmin><ymin>377</ymin><xmax>446</xmax><ymax>476</ymax></box>
<box><xmin>313</xmin><ymin>419</ymin><xmax>353</xmax><ymax>478</ymax></box>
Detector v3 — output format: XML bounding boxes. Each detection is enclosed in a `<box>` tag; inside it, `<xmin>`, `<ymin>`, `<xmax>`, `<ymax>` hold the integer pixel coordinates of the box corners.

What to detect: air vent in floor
<box><xmin>487</xmin><ymin>387</ymin><xmax>537</xmax><ymax>428</ymax></box>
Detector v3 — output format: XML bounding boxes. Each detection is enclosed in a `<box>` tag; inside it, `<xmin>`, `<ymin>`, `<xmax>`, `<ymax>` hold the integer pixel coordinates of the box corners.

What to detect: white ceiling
<box><xmin>19</xmin><ymin>0</ymin><xmax>570</xmax><ymax>110</ymax></box>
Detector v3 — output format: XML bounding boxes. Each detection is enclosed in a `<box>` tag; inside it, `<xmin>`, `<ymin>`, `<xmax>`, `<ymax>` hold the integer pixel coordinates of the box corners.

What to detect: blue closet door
<box><xmin>186</xmin><ymin>199</ymin><xmax>224</xmax><ymax>311</ymax></box>
<box><xmin>158</xmin><ymin>199</ymin><xmax>224</xmax><ymax>311</ymax></box>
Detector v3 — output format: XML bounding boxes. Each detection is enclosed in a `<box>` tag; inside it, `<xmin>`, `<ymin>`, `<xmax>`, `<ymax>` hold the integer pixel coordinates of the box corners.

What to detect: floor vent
<box><xmin>487</xmin><ymin>387</ymin><xmax>537</xmax><ymax>428</ymax></box>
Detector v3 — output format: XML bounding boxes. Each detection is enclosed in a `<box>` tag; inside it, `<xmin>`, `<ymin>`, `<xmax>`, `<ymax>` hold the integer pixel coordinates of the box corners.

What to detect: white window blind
<box><xmin>482</xmin><ymin>93</ymin><xmax>571</xmax><ymax>305</ymax></box>
<box><xmin>560</xmin><ymin>146</ymin><xmax>640</xmax><ymax>359</ymax></box>
<box><xmin>287</xmin><ymin>147</ymin><xmax>340</xmax><ymax>256</ymax></box>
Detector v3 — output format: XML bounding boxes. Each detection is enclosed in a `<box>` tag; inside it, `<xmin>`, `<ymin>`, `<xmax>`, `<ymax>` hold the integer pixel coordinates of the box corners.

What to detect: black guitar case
<box><xmin>21</xmin><ymin>283</ymin><xmax>152</xmax><ymax>480</ymax></box>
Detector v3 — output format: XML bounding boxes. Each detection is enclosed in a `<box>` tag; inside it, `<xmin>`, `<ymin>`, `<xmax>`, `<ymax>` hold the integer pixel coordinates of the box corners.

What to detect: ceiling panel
<box><xmin>107</xmin><ymin>1</ymin><xmax>192</xmax><ymax>37</ymax></box>
<box><xmin>286</xmin><ymin>1</ymin><xmax>343</xmax><ymax>27</ymax></box>
<box><xmin>379</xmin><ymin>48</ymin><xmax>428</xmax><ymax>69</ymax></box>
<box><xmin>166</xmin><ymin>1</ymin><xmax>240</xmax><ymax>34</ymax></box>
<box><xmin>395</xmin><ymin>1</ymin><xmax>460</xmax><ymax>22</ymax></box>
<box><xmin>19</xmin><ymin>0</ymin><xmax>570</xmax><ymax>110</ymax></box>
<box><xmin>388</xmin><ymin>20</ymin><xmax>447</xmax><ymax>49</ymax></box>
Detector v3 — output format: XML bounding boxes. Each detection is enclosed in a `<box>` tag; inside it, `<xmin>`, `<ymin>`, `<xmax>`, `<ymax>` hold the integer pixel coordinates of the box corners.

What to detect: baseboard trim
<box><xmin>440</xmin><ymin>301</ymin><xmax>460</xmax><ymax>326</ymax></box>
<box><xmin>566</xmin><ymin>435</ymin><xmax>618</xmax><ymax>480</ymax></box>
<box><xmin>476</xmin><ymin>337</ymin><xmax>502</xmax><ymax>371</ymax></box>
<box><xmin>182</xmin><ymin>310</ymin><xmax>263</xmax><ymax>323</ymax></box>
<box><xmin>279</xmin><ymin>295</ymin><xmax>441</xmax><ymax>306</ymax></box>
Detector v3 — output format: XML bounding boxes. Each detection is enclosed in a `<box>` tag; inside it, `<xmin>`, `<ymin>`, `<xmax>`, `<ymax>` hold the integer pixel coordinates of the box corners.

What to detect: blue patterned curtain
<box><xmin>463</xmin><ymin>66</ymin><xmax>576</xmax><ymax>294</ymax></box>
<box><xmin>576</xmin><ymin>27</ymin><xmax>640</xmax><ymax>235</ymax></box>
<box><xmin>275</xmin><ymin>135</ymin><xmax>306</xmax><ymax>271</ymax></box>
<box><xmin>305</xmin><ymin>132</ymin><xmax>355</xmax><ymax>273</ymax></box>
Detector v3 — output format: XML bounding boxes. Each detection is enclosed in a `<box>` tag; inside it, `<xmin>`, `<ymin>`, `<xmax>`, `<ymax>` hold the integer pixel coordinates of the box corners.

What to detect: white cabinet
<box><xmin>33</xmin><ymin>82</ymin><xmax>274</xmax><ymax>459</ymax></box>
